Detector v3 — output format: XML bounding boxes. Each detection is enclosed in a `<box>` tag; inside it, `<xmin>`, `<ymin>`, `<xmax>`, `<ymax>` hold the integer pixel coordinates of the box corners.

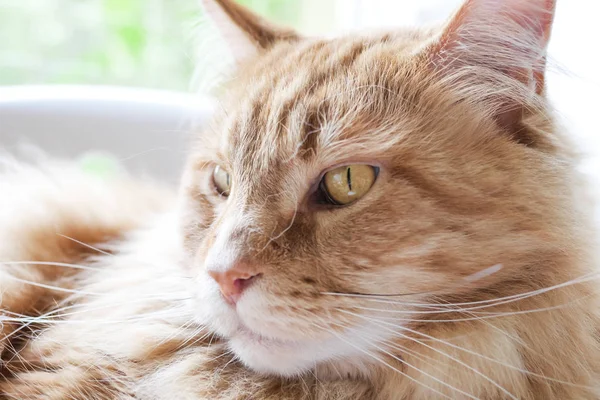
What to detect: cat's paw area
<box><xmin>138</xmin><ymin>345</ymin><xmax>376</xmax><ymax>400</ymax></box>
<box><xmin>0</xmin><ymin>340</ymin><xmax>135</xmax><ymax>399</ymax></box>
<box><xmin>0</xmin><ymin>366</ymin><xmax>133</xmax><ymax>400</ymax></box>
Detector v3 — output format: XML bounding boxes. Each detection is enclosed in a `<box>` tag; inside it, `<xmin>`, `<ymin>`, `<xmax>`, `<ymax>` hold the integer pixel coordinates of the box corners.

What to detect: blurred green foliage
<box><xmin>0</xmin><ymin>0</ymin><xmax>307</xmax><ymax>91</ymax></box>
<box><xmin>237</xmin><ymin>0</ymin><xmax>301</xmax><ymax>28</ymax></box>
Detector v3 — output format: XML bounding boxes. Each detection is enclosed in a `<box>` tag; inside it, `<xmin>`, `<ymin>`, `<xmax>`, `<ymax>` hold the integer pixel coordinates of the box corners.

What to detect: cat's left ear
<box><xmin>199</xmin><ymin>0</ymin><xmax>299</xmax><ymax>62</ymax></box>
<box><xmin>428</xmin><ymin>0</ymin><xmax>555</xmax><ymax>95</ymax></box>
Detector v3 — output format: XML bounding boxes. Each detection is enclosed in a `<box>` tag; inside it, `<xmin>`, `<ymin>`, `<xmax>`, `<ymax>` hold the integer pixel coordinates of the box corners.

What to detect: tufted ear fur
<box><xmin>199</xmin><ymin>0</ymin><xmax>299</xmax><ymax>62</ymax></box>
<box><xmin>430</xmin><ymin>0</ymin><xmax>555</xmax><ymax>95</ymax></box>
<box><xmin>425</xmin><ymin>0</ymin><xmax>556</xmax><ymax>145</ymax></box>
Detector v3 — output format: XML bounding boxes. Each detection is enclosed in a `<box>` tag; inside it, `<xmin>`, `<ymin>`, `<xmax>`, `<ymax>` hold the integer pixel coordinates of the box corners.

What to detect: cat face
<box><xmin>180</xmin><ymin>0</ymin><xmax>561</xmax><ymax>377</ymax></box>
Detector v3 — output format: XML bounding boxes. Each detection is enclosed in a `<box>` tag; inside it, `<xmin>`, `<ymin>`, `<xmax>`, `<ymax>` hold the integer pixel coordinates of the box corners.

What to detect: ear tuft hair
<box><xmin>429</xmin><ymin>0</ymin><xmax>555</xmax><ymax>95</ymax></box>
<box><xmin>199</xmin><ymin>0</ymin><xmax>299</xmax><ymax>62</ymax></box>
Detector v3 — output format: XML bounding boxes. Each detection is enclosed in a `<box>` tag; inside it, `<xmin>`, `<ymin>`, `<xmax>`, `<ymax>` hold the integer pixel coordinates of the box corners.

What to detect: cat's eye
<box><xmin>319</xmin><ymin>164</ymin><xmax>378</xmax><ymax>206</ymax></box>
<box><xmin>212</xmin><ymin>165</ymin><xmax>231</xmax><ymax>197</ymax></box>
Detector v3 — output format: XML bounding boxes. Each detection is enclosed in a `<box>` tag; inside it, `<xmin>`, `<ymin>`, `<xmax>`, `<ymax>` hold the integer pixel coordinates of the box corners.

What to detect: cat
<box><xmin>1</xmin><ymin>0</ymin><xmax>599</xmax><ymax>398</ymax></box>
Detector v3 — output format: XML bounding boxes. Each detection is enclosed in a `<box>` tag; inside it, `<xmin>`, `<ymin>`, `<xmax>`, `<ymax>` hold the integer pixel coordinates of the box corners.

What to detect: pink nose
<box><xmin>208</xmin><ymin>261</ymin><xmax>261</xmax><ymax>305</ymax></box>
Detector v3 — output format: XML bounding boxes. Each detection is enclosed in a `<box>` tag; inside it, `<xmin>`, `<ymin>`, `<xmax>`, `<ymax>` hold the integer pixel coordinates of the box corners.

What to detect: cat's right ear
<box><xmin>199</xmin><ymin>0</ymin><xmax>299</xmax><ymax>62</ymax></box>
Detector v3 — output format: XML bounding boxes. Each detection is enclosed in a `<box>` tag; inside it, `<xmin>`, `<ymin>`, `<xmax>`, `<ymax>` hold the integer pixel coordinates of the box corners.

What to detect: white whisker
<box><xmin>340</xmin><ymin>309</ymin><xmax>596</xmax><ymax>390</ymax></box>
<box><xmin>340</xmin><ymin>309</ymin><xmax>518</xmax><ymax>399</ymax></box>
<box><xmin>308</xmin><ymin>317</ymin><xmax>453</xmax><ymax>399</ymax></box>
<box><xmin>57</xmin><ymin>233</ymin><xmax>113</xmax><ymax>256</ymax></box>
<box><xmin>324</xmin><ymin>271</ymin><xmax>600</xmax><ymax>312</ymax></box>
<box><xmin>1</xmin><ymin>275</ymin><xmax>101</xmax><ymax>295</ymax></box>
<box><xmin>327</xmin><ymin>319</ymin><xmax>479</xmax><ymax>399</ymax></box>
<box><xmin>1</xmin><ymin>260</ymin><xmax>101</xmax><ymax>272</ymax></box>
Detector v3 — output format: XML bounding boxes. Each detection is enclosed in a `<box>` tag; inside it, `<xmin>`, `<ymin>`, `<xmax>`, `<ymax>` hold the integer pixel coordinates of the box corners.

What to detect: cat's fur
<box><xmin>1</xmin><ymin>0</ymin><xmax>600</xmax><ymax>398</ymax></box>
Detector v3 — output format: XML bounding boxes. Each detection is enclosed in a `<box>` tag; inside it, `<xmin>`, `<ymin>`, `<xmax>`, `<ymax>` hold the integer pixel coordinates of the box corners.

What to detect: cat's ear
<box><xmin>428</xmin><ymin>0</ymin><xmax>555</xmax><ymax>95</ymax></box>
<box><xmin>199</xmin><ymin>0</ymin><xmax>299</xmax><ymax>62</ymax></box>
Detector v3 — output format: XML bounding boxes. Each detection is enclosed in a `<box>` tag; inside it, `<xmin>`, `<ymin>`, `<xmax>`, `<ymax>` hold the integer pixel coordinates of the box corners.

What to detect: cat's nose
<box><xmin>207</xmin><ymin>260</ymin><xmax>261</xmax><ymax>305</ymax></box>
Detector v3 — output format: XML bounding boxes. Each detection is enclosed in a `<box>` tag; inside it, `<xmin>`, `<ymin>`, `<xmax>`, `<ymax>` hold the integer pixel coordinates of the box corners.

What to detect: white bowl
<box><xmin>0</xmin><ymin>85</ymin><xmax>214</xmax><ymax>184</ymax></box>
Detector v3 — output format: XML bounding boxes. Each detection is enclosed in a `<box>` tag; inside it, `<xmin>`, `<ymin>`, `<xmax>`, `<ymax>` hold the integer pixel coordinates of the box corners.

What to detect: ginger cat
<box><xmin>1</xmin><ymin>0</ymin><xmax>599</xmax><ymax>398</ymax></box>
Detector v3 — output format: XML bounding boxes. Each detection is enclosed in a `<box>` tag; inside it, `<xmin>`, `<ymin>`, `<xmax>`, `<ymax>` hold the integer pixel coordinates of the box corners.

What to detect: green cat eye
<box><xmin>320</xmin><ymin>165</ymin><xmax>378</xmax><ymax>206</ymax></box>
<box><xmin>212</xmin><ymin>165</ymin><xmax>231</xmax><ymax>197</ymax></box>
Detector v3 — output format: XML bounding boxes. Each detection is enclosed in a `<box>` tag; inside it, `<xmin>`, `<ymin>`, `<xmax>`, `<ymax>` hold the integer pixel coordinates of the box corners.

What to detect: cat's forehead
<box><xmin>215</xmin><ymin>30</ymin><xmax>433</xmax><ymax>172</ymax></box>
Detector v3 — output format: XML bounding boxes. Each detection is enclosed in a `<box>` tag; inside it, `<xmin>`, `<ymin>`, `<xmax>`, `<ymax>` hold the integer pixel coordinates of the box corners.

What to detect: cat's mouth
<box><xmin>233</xmin><ymin>323</ymin><xmax>297</xmax><ymax>347</ymax></box>
<box><xmin>196</xmin><ymin>280</ymin><xmax>365</xmax><ymax>376</ymax></box>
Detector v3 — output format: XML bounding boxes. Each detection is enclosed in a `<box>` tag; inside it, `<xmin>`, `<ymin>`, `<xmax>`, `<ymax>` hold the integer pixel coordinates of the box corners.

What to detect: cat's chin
<box><xmin>228</xmin><ymin>326</ymin><xmax>343</xmax><ymax>377</ymax></box>
<box><xmin>228</xmin><ymin>327</ymin><xmax>312</xmax><ymax>376</ymax></box>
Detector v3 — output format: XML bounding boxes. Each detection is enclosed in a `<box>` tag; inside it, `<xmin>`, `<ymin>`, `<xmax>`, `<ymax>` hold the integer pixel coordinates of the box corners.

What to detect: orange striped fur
<box><xmin>1</xmin><ymin>0</ymin><xmax>599</xmax><ymax>398</ymax></box>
